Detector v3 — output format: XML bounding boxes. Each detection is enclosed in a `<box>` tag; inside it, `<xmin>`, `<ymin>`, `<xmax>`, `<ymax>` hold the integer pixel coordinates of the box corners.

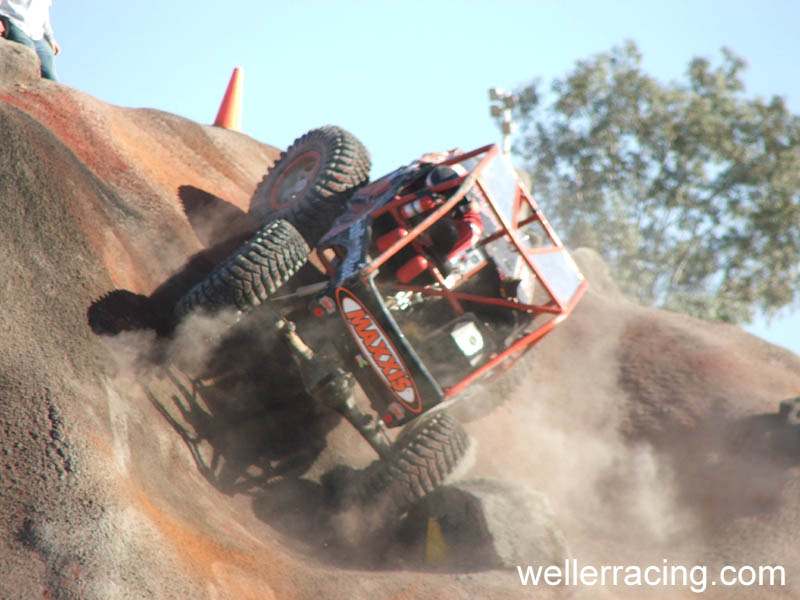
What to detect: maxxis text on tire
<box><xmin>249</xmin><ymin>125</ymin><xmax>371</xmax><ymax>245</ymax></box>
<box><xmin>174</xmin><ymin>219</ymin><xmax>309</xmax><ymax>318</ymax></box>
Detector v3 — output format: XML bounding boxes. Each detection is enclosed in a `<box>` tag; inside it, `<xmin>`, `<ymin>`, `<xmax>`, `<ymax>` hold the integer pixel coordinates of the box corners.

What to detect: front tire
<box><xmin>174</xmin><ymin>219</ymin><xmax>309</xmax><ymax>318</ymax></box>
<box><xmin>358</xmin><ymin>411</ymin><xmax>474</xmax><ymax>515</ymax></box>
<box><xmin>249</xmin><ymin>125</ymin><xmax>371</xmax><ymax>245</ymax></box>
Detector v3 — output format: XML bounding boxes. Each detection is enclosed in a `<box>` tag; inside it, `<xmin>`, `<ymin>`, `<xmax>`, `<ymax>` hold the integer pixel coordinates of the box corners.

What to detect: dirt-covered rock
<box><xmin>397</xmin><ymin>478</ymin><xmax>569</xmax><ymax>570</ymax></box>
<box><xmin>0</xmin><ymin>37</ymin><xmax>40</xmax><ymax>88</ymax></box>
<box><xmin>0</xmin><ymin>77</ymin><xmax>799</xmax><ymax>600</ymax></box>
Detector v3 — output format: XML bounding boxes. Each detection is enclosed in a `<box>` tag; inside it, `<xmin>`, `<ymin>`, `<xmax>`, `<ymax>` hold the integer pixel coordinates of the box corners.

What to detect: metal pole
<box><xmin>489</xmin><ymin>87</ymin><xmax>517</xmax><ymax>155</ymax></box>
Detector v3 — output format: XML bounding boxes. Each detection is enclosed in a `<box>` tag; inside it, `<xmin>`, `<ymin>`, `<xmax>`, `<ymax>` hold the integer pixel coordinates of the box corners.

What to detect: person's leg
<box><xmin>4</xmin><ymin>21</ymin><xmax>37</xmax><ymax>50</ymax></box>
<box><xmin>33</xmin><ymin>38</ymin><xmax>57</xmax><ymax>80</ymax></box>
<box><xmin>5</xmin><ymin>22</ymin><xmax>57</xmax><ymax>80</ymax></box>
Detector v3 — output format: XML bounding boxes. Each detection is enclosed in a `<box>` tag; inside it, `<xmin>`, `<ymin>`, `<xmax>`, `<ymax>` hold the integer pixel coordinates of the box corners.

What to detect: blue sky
<box><xmin>49</xmin><ymin>0</ymin><xmax>799</xmax><ymax>354</ymax></box>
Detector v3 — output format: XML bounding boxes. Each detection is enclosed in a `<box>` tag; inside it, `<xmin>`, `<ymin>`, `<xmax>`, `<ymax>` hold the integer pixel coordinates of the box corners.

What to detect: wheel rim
<box><xmin>269</xmin><ymin>150</ymin><xmax>322</xmax><ymax>210</ymax></box>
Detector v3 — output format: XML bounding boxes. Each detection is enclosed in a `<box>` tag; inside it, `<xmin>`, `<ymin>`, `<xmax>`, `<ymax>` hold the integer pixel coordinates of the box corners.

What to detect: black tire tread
<box><xmin>250</xmin><ymin>125</ymin><xmax>371</xmax><ymax>245</ymax></box>
<box><xmin>174</xmin><ymin>219</ymin><xmax>309</xmax><ymax>318</ymax></box>
<box><xmin>357</xmin><ymin>412</ymin><xmax>471</xmax><ymax>515</ymax></box>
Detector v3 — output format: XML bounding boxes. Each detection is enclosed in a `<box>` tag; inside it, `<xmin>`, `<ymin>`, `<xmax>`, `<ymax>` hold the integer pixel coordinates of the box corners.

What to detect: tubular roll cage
<box><xmin>324</xmin><ymin>143</ymin><xmax>588</xmax><ymax>400</ymax></box>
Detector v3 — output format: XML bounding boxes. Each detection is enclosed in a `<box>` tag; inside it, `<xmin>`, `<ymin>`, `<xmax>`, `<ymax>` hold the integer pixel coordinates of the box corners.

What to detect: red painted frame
<box><xmin>348</xmin><ymin>144</ymin><xmax>587</xmax><ymax>400</ymax></box>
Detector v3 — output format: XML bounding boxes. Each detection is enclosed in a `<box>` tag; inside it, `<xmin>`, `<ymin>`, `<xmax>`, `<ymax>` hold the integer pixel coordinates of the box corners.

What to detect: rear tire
<box><xmin>174</xmin><ymin>219</ymin><xmax>309</xmax><ymax>318</ymax></box>
<box><xmin>250</xmin><ymin>125</ymin><xmax>371</xmax><ymax>245</ymax></box>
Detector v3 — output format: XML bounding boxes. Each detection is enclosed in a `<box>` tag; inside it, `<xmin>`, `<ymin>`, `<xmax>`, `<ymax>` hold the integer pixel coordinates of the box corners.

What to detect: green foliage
<box><xmin>514</xmin><ymin>41</ymin><xmax>800</xmax><ymax>323</ymax></box>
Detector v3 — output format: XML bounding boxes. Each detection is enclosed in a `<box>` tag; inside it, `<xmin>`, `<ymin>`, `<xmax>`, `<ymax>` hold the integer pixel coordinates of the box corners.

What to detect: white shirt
<box><xmin>0</xmin><ymin>0</ymin><xmax>54</xmax><ymax>41</ymax></box>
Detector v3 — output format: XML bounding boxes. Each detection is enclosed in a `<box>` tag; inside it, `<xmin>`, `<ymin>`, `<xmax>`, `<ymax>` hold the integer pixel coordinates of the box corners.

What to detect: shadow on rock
<box><xmin>88</xmin><ymin>186</ymin><xmax>332</xmax><ymax>495</ymax></box>
<box><xmin>142</xmin><ymin>317</ymin><xmax>340</xmax><ymax>496</ymax></box>
<box><xmin>251</xmin><ymin>473</ymin><xmax>424</xmax><ymax>570</ymax></box>
<box><xmin>87</xmin><ymin>185</ymin><xmax>257</xmax><ymax>338</ymax></box>
<box><xmin>177</xmin><ymin>185</ymin><xmax>256</xmax><ymax>249</ymax></box>
<box><xmin>251</xmin><ymin>470</ymin><xmax>571</xmax><ymax>573</ymax></box>
<box><xmin>251</xmin><ymin>478</ymin><xmax>352</xmax><ymax>561</ymax></box>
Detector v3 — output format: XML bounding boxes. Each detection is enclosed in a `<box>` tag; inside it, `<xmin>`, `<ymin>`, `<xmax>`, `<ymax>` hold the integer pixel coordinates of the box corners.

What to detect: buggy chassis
<box><xmin>175</xmin><ymin>126</ymin><xmax>588</xmax><ymax>510</ymax></box>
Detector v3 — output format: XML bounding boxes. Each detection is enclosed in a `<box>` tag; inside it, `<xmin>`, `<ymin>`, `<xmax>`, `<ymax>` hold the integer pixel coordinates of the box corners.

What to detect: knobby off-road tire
<box><xmin>249</xmin><ymin>125</ymin><xmax>371</xmax><ymax>245</ymax></box>
<box><xmin>358</xmin><ymin>411</ymin><xmax>474</xmax><ymax>516</ymax></box>
<box><xmin>174</xmin><ymin>219</ymin><xmax>309</xmax><ymax>318</ymax></box>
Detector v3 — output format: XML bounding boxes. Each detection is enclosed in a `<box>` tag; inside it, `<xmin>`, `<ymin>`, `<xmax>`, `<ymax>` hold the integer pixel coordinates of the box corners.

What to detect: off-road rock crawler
<box><xmin>176</xmin><ymin>125</ymin><xmax>588</xmax><ymax>514</ymax></box>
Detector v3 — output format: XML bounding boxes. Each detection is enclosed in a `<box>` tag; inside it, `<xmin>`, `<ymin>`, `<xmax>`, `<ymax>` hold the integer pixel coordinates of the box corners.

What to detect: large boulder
<box><xmin>0</xmin><ymin>37</ymin><xmax>41</xmax><ymax>88</ymax></box>
<box><xmin>396</xmin><ymin>478</ymin><xmax>569</xmax><ymax>569</ymax></box>
<box><xmin>1</xmin><ymin>71</ymin><xmax>800</xmax><ymax>599</ymax></box>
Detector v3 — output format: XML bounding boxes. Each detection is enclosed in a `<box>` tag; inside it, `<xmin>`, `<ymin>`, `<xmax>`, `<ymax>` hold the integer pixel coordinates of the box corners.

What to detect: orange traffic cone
<box><xmin>213</xmin><ymin>67</ymin><xmax>243</xmax><ymax>130</ymax></box>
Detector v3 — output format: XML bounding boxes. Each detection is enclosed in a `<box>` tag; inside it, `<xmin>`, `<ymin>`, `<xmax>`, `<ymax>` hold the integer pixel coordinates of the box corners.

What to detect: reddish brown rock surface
<box><xmin>2</xmin><ymin>43</ymin><xmax>799</xmax><ymax>599</ymax></box>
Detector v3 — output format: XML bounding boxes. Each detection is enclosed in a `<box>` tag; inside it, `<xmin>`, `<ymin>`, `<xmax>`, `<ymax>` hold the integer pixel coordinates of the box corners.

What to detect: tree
<box><xmin>513</xmin><ymin>41</ymin><xmax>800</xmax><ymax>323</ymax></box>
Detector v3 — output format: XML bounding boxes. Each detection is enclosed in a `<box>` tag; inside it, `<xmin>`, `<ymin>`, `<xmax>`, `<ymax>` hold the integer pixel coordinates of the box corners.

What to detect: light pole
<box><xmin>488</xmin><ymin>87</ymin><xmax>517</xmax><ymax>155</ymax></box>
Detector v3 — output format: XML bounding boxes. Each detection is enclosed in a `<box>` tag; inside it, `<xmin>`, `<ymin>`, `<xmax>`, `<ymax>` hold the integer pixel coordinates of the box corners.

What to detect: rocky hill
<box><xmin>2</xmin><ymin>40</ymin><xmax>799</xmax><ymax>599</ymax></box>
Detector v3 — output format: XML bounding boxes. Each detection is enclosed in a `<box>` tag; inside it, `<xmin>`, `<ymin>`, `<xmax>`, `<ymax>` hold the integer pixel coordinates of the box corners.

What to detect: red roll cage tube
<box><xmin>347</xmin><ymin>143</ymin><xmax>588</xmax><ymax>399</ymax></box>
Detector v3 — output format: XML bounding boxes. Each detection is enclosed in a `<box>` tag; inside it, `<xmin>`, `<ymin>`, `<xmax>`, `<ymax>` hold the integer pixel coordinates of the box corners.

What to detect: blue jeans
<box><xmin>5</xmin><ymin>20</ymin><xmax>57</xmax><ymax>81</ymax></box>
